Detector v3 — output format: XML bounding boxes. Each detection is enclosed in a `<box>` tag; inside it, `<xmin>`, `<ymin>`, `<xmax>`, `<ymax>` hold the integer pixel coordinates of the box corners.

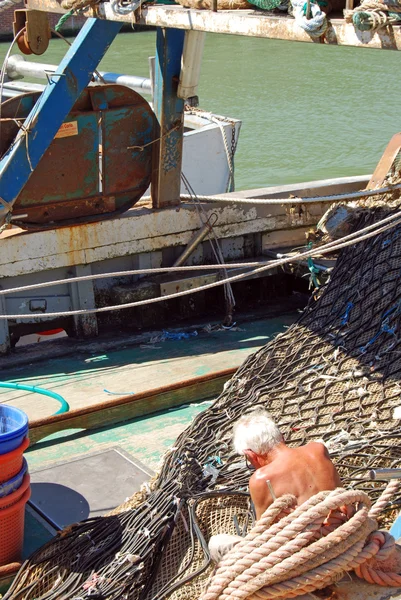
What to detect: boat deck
<box><xmin>0</xmin><ymin>311</ymin><xmax>297</xmax><ymax>421</ymax></box>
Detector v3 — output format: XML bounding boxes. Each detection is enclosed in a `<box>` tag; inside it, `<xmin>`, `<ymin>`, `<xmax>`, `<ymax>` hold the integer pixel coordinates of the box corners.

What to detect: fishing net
<box><xmin>247</xmin><ymin>0</ymin><xmax>283</xmax><ymax>12</ymax></box>
<box><xmin>5</xmin><ymin>176</ymin><xmax>401</xmax><ymax>599</ymax></box>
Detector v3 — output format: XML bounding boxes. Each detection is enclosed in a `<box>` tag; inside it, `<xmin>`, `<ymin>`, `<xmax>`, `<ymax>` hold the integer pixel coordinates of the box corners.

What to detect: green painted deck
<box><xmin>0</xmin><ymin>314</ymin><xmax>297</xmax><ymax>422</ymax></box>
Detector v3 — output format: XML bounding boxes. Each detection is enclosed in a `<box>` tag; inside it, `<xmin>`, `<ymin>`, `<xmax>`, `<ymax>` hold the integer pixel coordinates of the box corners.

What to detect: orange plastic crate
<box><xmin>0</xmin><ymin>474</ymin><xmax>30</xmax><ymax>565</ymax></box>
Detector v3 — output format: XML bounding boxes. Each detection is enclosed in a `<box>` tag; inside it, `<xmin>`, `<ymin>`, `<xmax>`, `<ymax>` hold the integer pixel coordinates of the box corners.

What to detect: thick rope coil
<box><xmin>369</xmin><ymin>478</ymin><xmax>401</xmax><ymax>519</ymax></box>
<box><xmin>291</xmin><ymin>0</ymin><xmax>328</xmax><ymax>36</ymax></box>
<box><xmin>345</xmin><ymin>0</ymin><xmax>401</xmax><ymax>30</ymax></box>
<box><xmin>60</xmin><ymin>0</ymin><xmax>97</xmax><ymax>10</ymax></box>
<box><xmin>201</xmin><ymin>485</ymin><xmax>401</xmax><ymax>600</ymax></box>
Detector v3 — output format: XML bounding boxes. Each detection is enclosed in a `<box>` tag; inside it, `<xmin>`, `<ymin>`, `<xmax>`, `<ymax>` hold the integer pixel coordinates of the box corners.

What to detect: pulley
<box><xmin>13</xmin><ymin>10</ymin><xmax>51</xmax><ymax>56</ymax></box>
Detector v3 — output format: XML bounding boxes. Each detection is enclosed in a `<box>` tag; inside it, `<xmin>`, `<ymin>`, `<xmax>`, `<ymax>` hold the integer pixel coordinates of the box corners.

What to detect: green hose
<box><xmin>0</xmin><ymin>382</ymin><xmax>70</xmax><ymax>416</ymax></box>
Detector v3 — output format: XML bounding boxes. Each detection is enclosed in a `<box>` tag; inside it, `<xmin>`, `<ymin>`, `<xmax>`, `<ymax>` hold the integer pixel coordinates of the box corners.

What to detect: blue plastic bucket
<box><xmin>0</xmin><ymin>458</ymin><xmax>28</xmax><ymax>498</ymax></box>
<box><xmin>0</xmin><ymin>406</ymin><xmax>29</xmax><ymax>455</ymax></box>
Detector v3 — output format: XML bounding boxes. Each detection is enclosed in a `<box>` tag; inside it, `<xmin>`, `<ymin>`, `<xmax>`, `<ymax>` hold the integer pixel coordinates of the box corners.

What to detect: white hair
<box><xmin>233</xmin><ymin>410</ymin><xmax>283</xmax><ymax>456</ymax></box>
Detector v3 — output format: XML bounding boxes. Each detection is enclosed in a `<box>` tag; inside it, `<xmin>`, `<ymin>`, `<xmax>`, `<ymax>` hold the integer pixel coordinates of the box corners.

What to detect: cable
<box><xmin>0</xmin><ymin>207</ymin><xmax>399</xmax><ymax>297</ymax></box>
<box><xmin>0</xmin><ymin>262</ymin><xmax>288</xmax><ymax>296</ymax></box>
<box><xmin>1</xmin><ymin>209</ymin><xmax>400</xmax><ymax>319</ymax></box>
<box><xmin>0</xmin><ymin>382</ymin><xmax>70</xmax><ymax>415</ymax></box>
<box><xmin>140</xmin><ymin>183</ymin><xmax>401</xmax><ymax>205</ymax></box>
<box><xmin>0</xmin><ymin>29</ymin><xmax>26</xmax><ymax>161</ymax></box>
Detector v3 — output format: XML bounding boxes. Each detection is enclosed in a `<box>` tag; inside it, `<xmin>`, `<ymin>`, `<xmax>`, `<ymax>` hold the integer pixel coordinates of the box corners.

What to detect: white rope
<box><xmin>291</xmin><ymin>0</ymin><xmax>328</xmax><ymax>36</ymax></box>
<box><xmin>0</xmin><ymin>262</ymin><xmax>299</xmax><ymax>296</ymax></box>
<box><xmin>209</xmin><ymin>116</ymin><xmax>235</xmax><ymax>193</ymax></box>
<box><xmin>141</xmin><ymin>182</ymin><xmax>401</xmax><ymax>206</ymax></box>
<box><xmin>181</xmin><ymin>173</ymin><xmax>236</xmax><ymax>316</ymax></box>
<box><xmin>1</xmin><ymin>209</ymin><xmax>400</xmax><ymax>319</ymax></box>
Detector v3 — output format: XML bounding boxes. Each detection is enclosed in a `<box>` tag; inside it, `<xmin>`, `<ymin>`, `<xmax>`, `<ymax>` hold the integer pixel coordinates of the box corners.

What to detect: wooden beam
<box><xmin>25</xmin><ymin>0</ymin><xmax>401</xmax><ymax>51</ymax></box>
<box><xmin>28</xmin><ymin>368</ymin><xmax>235</xmax><ymax>444</ymax></box>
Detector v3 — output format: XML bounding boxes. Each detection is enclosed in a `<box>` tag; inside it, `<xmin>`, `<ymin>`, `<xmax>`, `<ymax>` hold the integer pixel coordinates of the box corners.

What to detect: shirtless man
<box><xmin>208</xmin><ymin>410</ymin><xmax>341</xmax><ymax>562</ymax></box>
<box><xmin>233</xmin><ymin>410</ymin><xmax>341</xmax><ymax>520</ymax></box>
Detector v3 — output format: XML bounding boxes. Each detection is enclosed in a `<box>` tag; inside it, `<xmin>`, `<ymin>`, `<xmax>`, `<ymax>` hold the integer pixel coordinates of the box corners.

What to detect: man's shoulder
<box><xmin>303</xmin><ymin>440</ymin><xmax>330</xmax><ymax>457</ymax></box>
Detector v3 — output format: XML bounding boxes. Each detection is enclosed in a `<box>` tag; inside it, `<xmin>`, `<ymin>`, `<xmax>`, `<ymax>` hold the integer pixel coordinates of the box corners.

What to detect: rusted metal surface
<box><xmin>13</xmin><ymin>9</ymin><xmax>51</xmax><ymax>55</ymax></box>
<box><xmin>0</xmin><ymin>92</ymin><xmax>40</xmax><ymax>157</ymax></box>
<box><xmin>24</xmin><ymin>0</ymin><xmax>401</xmax><ymax>50</ymax></box>
<box><xmin>100</xmin><ymin>87</ymin><xmax>155</xmax><ymax>199</ymax></box>
<box><xmin>0</xmin><ymin>19</ymin><xmax>122</xmax><ymax>228</ymax></box>
<box><xmin>1</xmin><ymin>85</ymin><xmax>156</xmax><ymax>229</ymax></box>
<box><xmin>367</xmin><ymin>133</ymin><xmax>401</xmax><ymax>190</ymax></box>
<box><xmin>151</xmin><ymin>28</ymin><xmax>185</xmax><ymax>208</ymax></box>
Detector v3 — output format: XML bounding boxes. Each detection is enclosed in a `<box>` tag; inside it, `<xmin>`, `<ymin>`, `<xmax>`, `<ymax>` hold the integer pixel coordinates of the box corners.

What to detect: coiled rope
<box><xmin>201</xmin><ymin>481</ymin><xmax>401</xmax><ymax>600</ymax></box>
<box><xmin>291</xmin><ymin>0</ymin><xmax>328</xmax><ymax>37</ymax></box>
<box><xmin>345</xmin><ymin>0</ymin><xmax>401</xmax><ymax>30</ymax></box>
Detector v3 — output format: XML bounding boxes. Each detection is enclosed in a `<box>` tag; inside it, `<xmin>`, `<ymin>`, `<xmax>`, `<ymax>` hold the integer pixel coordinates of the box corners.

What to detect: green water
<box><xmin>1</xmin><ymin>30</ymin><xmax>401</xmax><ymax>189</ymax></box>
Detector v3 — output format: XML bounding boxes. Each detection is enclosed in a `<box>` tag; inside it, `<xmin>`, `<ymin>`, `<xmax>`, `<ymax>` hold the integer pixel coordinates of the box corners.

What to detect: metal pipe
<box><xmin>266</xmin><ymin>480</ymin><xmax>277</xmax><ymax>500</ymax></box>
<box><xmin>1</xmin><ymin>88</ymin><xmax>21</xmax><ymax>100</ymax></box>
<box><xmin>369</xmin><ymin>468</ymin><xmax>401</xmax><ymax>480</ymax></box>
<box><xmin>173</xmin><ymin>222</ymin><xmax>212</xmax><ymax>267</ymax></box>
<box><xmin>6</xmin><ymin>54</ymin><xmax>152</xmax><ymax>96</ymax></box>
<box><xmin>1</xmin><ymin>81</ymin><xmax>45</xmax><ymax>102</ymax></box>
<box><xmin>2</xmin><ymin>80</ymin><xmax>45</xmax><ymax>93</ymax></box>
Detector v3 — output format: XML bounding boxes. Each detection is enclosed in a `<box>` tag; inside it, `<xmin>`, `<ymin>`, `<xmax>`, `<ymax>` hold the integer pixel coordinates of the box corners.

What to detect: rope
<box><xmin>201</xmin><ymin>486</ymin><xmax>401</xmax><ymax>600</ymax></box>
<box><xmin>60</xmin><ymin>0</ymin><xmax>96</xmax><ymax>9</ymax></box>
<box><xmin>55</xmin><ymin>9</ymin><xmax>75</xmax><ymax>32</ymax></box>
<box><xmin>345</xmin><ymin>0</ymin><xmax>401</xmax><ymax>30</ymax></box>
<box><xmin>368</xmin><ymin>478</ymin><xmax>401</xmax><ymax>519</ymax></box>
<box><xmin>291</xmin><ymin>0</ymin><xmax>328</xmax><ymax>37</ymax></box>
<box><xmin>353</xmin><ymin>9</ymin><xmax>401</xmax><ymax>30</ymax></box>
<box><xmin>181</xmin><ymin>172</ymin><xmax>236</xmax><ymax>323</ymax></box>
<box><xmin>1</xmin><ymin>208</ymin><xmax>401</xmax><ymax>319</ymax></box>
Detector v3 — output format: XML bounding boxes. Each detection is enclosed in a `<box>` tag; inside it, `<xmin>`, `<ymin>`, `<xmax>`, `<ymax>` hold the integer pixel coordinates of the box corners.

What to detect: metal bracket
<box><xmin>13</xmin><ymin>9</ymin><xmax>51</xmax><ymax>56</ymax></box>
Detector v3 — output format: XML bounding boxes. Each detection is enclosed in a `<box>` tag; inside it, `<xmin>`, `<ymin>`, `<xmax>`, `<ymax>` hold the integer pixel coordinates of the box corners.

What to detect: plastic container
<box><xmin>0</xmin><ymin>473</ymin><xmax>30</xmax><ymax>565</ymax></box>
<box><xmin>0</xmin><ymin>459</ymin><xmax>28</xmax><ymax>498</ymax></box>
<box><xmin>0</xmin><ymin>406</ymin><xmax>29</xmax><ymax>455</ymax></box>
<box><xmin>0</xmin><ymin>437</ymin><xmax>29</xmax><ymax>484</ymax></box>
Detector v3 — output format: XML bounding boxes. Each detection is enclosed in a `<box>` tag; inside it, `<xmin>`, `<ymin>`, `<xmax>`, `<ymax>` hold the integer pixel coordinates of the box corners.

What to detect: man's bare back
<box><xmin>207</xmin><ymin>412</ymin><xmax>342</xmax><ymax>564</ymax></box>
<box><xmin>249</xmin><ymin>441</ymin><xmax>341</xmax><ymax>519</ymax></box>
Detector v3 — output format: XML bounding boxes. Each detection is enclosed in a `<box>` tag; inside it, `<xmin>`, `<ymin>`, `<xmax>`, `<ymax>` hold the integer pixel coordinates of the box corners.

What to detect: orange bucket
<box><xmin>0</xmin><ymin>474</ymin><xmax>30</xmax><ymax>565</ymax></box>
<box><xmin>0</xmin><ymin>437</ymin><xmax>29</xmax><ymax>484</ymax></box>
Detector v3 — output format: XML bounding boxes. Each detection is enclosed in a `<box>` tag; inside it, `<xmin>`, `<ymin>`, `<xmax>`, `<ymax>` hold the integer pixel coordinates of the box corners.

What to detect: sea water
<box><xmin>1</xmin><ymin>30</ymin><xmax>401</xmax><ymax>190</ymax></box>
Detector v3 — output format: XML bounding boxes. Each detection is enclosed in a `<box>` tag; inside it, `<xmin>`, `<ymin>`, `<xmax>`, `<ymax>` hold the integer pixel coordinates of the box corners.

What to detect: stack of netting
<box><xmin>5</xmin><ymin>194</ymin><xmax>401</xmax><ymax>599</ymax></box>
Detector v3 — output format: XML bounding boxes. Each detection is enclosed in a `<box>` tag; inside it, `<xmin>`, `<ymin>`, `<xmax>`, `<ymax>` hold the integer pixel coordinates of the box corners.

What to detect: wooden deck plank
<box><xmin>28</xmin><ymin>369</ymin><xmax>232</xmax><ymax>444</ymax></box>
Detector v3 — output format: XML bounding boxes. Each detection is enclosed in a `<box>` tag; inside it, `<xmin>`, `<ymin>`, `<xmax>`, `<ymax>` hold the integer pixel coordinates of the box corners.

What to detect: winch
<box><xmin>0</xmin><ymin>84</ymin><xmax>157</xmax><ymax>230</ymax></box>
